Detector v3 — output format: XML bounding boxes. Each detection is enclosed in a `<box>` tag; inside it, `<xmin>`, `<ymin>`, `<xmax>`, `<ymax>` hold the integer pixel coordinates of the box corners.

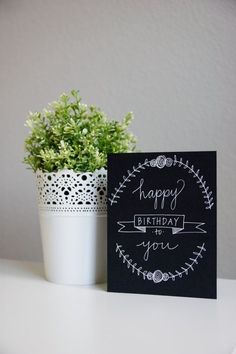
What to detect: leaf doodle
<box><xmin>168</xmin><ymin>243</ymin><xmax>206</xmax><ymax>281</ymax></box>
<box><xmin>115</xmin><ymin>243</ymin><xmax>206</xmax><ymax>283</ymax></box>
<box><xmin>115</xmin><ymin>244</ymin><xmax>148</xmax><ymax>278</ymax></box>
<box><xmin>173</xmin><ymin>155</ymin><xmax>214</xmax><ymax>210</ymax></box>
<box><xmin>109</xmin><ymin>159</ymin><xmax>150</xmax><ymax>205</ymax></box>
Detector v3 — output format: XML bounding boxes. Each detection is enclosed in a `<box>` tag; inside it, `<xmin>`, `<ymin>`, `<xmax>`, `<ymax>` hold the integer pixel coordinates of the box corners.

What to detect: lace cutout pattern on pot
<box><xmin>36</xmin><ymin>168</ymin><xmax>107</xmax><ymax>214</ymax></box>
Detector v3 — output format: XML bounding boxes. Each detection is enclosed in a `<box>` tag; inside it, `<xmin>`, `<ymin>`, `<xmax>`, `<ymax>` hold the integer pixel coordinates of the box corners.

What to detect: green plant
<box><xmin>24</xmin><ymin>90</ymin><xmax>136</xmax><ymax>173</ymax></box>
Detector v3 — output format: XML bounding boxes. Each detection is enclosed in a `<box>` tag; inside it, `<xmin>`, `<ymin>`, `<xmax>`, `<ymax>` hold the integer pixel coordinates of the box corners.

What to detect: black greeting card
<box><xmin>107</xmin><ymin>152</ymin><xmax>217</xmax><ymax>299</ymax></box>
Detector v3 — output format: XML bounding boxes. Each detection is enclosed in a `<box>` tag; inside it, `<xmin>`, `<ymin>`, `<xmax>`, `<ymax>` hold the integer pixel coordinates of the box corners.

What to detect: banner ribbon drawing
<box><xmin>117</xmin><ymin>214</ymin><xmax>206</xmax><ymax>235</ymax></box>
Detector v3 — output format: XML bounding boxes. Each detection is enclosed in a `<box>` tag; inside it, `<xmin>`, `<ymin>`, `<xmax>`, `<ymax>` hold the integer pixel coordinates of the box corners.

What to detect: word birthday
<box><xmin>132</xmin><ymin>178</ymin><xmax>185</xmax><ymax>210</ymax></box>
<box><xmin>136</xmin><ymin>241</ymin><xmax>179</xmax><ymax>261</ymax></box>
<box><xmin>134</xmin><ymin>214</ymin><xmax>183</xmax><ymax>228</ymax></box>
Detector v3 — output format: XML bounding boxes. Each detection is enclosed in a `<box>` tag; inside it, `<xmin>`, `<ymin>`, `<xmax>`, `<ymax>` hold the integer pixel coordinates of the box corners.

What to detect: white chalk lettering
<box><xmin>132</xmin><ymin>178</ymin><xmax>185</xmax><ymax>210</ymax></box>
<box><xmin>136</xmin><ymin>241</ymin><xmax>179</xmax><ymax>261</ymax></box>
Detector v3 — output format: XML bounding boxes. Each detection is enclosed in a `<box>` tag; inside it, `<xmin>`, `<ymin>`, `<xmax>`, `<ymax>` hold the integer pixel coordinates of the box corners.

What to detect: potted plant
<box><xmin>24</xmin><ymin>90</ymin><xmax>136</xmax><ymax>285</ymax></box>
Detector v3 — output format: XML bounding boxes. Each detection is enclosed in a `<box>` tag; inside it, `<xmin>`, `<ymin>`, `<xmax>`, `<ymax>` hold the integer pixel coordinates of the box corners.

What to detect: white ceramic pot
<box><xmin>36</xmin><ymin>168</ymin><xmax>107</xmax><ymax>285</ymax></box>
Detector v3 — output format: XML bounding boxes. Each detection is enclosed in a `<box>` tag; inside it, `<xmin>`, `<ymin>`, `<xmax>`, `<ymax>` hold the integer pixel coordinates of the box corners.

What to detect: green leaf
<box><xmin>23</xmin><ymin>90</ymin><xmax>137</xmax><ymax>172</ymax></box>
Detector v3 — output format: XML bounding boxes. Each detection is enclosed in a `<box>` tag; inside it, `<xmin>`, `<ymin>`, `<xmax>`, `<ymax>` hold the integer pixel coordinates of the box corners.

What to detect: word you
<box><xmin>132</xmin><ymin>178</ymin><xmax>185</xmax><ymax>210</ymax></box>
<box><xmin>136</xmin><ymin>241</ymin><xmax>179</xmax><ymax>261</ymax></box>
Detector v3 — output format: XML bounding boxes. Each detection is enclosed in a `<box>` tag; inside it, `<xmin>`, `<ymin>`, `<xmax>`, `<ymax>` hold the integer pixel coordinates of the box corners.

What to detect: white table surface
<box><xmin>1</xmin><ymin>259</ymin><xmax>236</xmax><ymax>354</ymax></box>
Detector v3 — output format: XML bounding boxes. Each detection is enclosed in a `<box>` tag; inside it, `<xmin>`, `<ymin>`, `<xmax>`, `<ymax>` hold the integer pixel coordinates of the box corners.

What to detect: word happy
<box><xmin>132</xmin><ymin>178</ymin><xmax>185</xmax><ymax>210</ymax></box>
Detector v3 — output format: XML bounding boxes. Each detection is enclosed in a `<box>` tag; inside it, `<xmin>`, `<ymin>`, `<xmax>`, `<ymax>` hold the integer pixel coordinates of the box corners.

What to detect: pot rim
<box><xmin>35</xmin><ymin>167</ymin><xmax>107</xmax><ymax>177</ymax></box>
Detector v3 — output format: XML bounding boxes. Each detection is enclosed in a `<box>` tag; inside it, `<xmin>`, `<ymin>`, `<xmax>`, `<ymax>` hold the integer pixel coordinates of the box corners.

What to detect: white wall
<box><xmin>0</xmin><ymin>0</ymin><xmax>236</xmax><ymax>278</ymax></box>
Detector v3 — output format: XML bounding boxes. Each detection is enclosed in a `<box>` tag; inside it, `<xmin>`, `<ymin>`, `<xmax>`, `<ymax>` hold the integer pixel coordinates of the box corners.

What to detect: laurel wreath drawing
<box><xmin>173</xmin><ymin>155</ymin><xmax>214</xmax><ymax>210</ymax></box>
<box><xmin>108</xmin><ymin>158</ymin><xmax>149</xmax><ymax>206</ymax></box>
<box><xmin>110</xmin><ymin>154</ymin><xmax>213</xmax><ymax>284</ymax></box>
<box><xmin>115</xmin><ymin>242</ymin><xmax>206</xmax><ymax>283</ymax></box>
<box><xmin>109</xmin><ymin>154</ymin><xmax>214</xmax><ymax>210</ymax></box>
